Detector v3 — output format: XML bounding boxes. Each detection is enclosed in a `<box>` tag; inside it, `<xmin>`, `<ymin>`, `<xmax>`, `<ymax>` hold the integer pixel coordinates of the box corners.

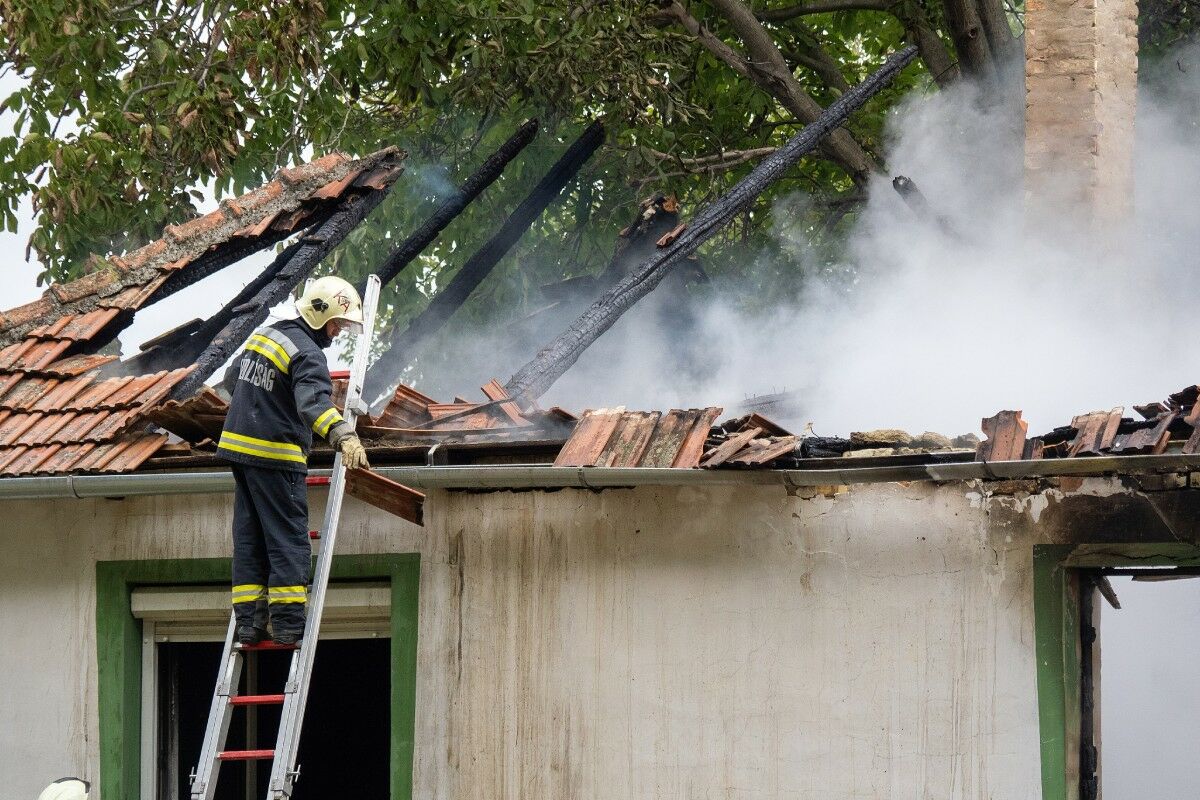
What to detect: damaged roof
<box><xmin>2</xmin><ymin>144</ymin><xmax>1199</xmax><ymax>480</ymax></box>
<box><xmin>0</xmin><ymin>149</ymin><xmax>405</xmax><ymax>476</ymax></box>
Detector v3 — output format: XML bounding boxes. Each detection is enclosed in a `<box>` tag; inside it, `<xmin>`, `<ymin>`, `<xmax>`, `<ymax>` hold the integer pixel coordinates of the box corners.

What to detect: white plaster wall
<box><xmin>0</xmin><ymin>479</ymin><xmax>1047</xmax><ymax>799</ymax></box>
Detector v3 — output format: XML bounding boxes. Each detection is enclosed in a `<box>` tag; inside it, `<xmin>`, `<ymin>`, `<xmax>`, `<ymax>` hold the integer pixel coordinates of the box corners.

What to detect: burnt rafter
<box><xmin>363</xmin><ymin>119</ymin><xmax>540</xmax><ymax>293</ymax></box>
<box><xmin>505</xmin><ymin>47</ymin><xmax>919</xmax><ymax>402</ymax></box>
<box><xmin>365</xmin><ymin>120</ymin><xmax>606</xmax><ymax>407</ymax></box>
<box><xmin>168</xmin><ymin>184</ymin><xmax>397</xmax><ymax>401</ymax></box>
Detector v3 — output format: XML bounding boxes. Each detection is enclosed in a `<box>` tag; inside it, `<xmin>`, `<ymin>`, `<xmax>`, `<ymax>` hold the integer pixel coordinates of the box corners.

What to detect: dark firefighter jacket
<box><xmin>216</xmin><ymin>319</ymin><xmax>351</xmax><ymax>472</ymax></box>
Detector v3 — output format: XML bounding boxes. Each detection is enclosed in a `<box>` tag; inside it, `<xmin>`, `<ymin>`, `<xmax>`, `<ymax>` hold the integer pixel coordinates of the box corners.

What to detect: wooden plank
<box><xmin>731</xmin><ymin>435</ymin><xmax>800</xmax><ymax>465</ymax></box>
<box><xmin>976</xmin><ymin>410</ymin><xmax>1027</xmax><ymax>461</ymax></box>
<box><xmin>1068</xmin><ymin>408</ymin><xmax>1123</xmax><ymax>457</ymax></box>
<box><xmin>481</xmin><ymin>378</ymin><xmax>531</xmax><ymax>426</ymax></box>
<box><xmin>597</xmin><ymin>412</ymin><xmax>660</xmax><ymax>467</ymax></box>
<box><xmin>344</xmin><ymin>468</ymin><xmax>424</xmax><ymax>526</ymax></box>
<box><xmin>553</xmin><ymin>408</ymin><xmax>624</xmax><ymax>466</ymax></box>
<box><xmin>672</xmin><ymin>407</ymin><xmax>723</xmax><ymax>468</ymax></box>
<box><xmin>701</xmin><ymin>426</ymin><xmax>764</xmax><ymax>468</ymax></box>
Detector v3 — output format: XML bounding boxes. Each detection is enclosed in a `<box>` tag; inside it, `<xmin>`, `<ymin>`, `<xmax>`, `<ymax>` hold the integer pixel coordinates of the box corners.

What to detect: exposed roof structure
<box><xmin>1</xmin><ymin>142</ymin><xmax>1198</xmax><ymax>482</ymax></box>
<box><xmin>0</xmin><ymin>149</ymin><xmax>405</xmax><ymax>476</ymax></box>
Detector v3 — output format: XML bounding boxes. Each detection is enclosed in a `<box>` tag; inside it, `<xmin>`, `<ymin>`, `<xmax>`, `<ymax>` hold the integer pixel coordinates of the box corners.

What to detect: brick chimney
<box><xmin>1025</xmin><ymin>0</ymin><xmax>1138</xmax><ymax>225</ymax></box>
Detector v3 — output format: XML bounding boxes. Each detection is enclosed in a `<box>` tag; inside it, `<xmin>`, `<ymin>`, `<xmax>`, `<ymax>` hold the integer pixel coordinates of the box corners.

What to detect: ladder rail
<box><xmin>190</xmin><ymin>615</ymin><xmax>242</xmax><ymax>799</ymax></box>
<box><xmin>268</xmin><ymin>274</ymin><xmax>382</xmax><ymax>798</ymax></box>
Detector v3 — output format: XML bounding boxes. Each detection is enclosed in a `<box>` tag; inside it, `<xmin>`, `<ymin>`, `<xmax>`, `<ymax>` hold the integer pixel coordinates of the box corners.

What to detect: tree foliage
<box><xmin>0</xmin><ymin>0</ymin><xmax>1191</xmax><ymax>336</ymax></box>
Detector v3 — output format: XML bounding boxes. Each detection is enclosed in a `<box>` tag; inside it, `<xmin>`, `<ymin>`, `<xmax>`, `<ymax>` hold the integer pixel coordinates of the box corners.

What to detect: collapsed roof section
<box><xmin>0</xmin><ymin>149</ymin><xmax>406</xmax><ymax>476</ymax></box>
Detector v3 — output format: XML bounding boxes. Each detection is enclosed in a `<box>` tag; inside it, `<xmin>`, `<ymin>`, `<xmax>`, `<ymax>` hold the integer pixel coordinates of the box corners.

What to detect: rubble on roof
<box><xmin>976</xmin><ymin>384</ymin><xmax>1200</xmax><ymax>463</ymax></box>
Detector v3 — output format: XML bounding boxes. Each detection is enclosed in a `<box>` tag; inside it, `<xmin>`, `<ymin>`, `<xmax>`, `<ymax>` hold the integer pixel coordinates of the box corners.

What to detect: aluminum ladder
<box><xmin>188</xmin><ymin>275</ymin><xmax>382</xmax><ymax>800</ymax></box>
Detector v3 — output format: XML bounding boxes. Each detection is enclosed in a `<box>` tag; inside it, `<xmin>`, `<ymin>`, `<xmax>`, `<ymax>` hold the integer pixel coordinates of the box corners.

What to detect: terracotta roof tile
<box><xmin>39</xmin><ymin>354</ymin><xmax>118</xmax><ymax>377</ymax></box>
<box><xmin>48</xmin><ymin>266</ymin><xmax>123</xmax><ymax>304</ymax></box>
<box><xmin>277</xmin><ymin>152</ymin><xmax>348</xmax><ymax>186</ymax></box>
<box><xmin>0</xmin><ymin>376</ymin><xmax>57</xmax><ymax>410</ymax></box>
<box><xmin>0</xmin><ymin>412</ymin><xmax>43</xmax><ymax>446</ymax></box>
<box><xmin>2</xmin><ymin>297</ymin><xmax>57</xmax><ymax>331</ymax></box>
<box><xmin>1</xmin><ymin>445</ymin><xmax>58</xmax><ymax>476</ymax></box>
<box><xmin>38</xmin><ymin>441</ymin><xmax>96</xmax><ymax>474</ymax></box>
<box><xmin>57</xmin><ymin>308</ymin><xmax>121</xmax><ymax>341</ymax></box>
<box><xmin>221</xmin><ymin>180</ymin><xmax>284</xmax><ymax>217</ymax></box>
<box><xmin>32</xmin><ymin>376</ymin><xmax>92</xmax><ymax>411</ymax></box>
<box><xmin>15</xmin><ymin>412</ymin><xmax>77</xmax><ymax>446</ymax></box>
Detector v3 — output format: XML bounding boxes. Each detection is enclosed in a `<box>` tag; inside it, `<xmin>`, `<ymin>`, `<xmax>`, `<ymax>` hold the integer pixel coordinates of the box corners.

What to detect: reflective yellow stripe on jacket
<box><xmin>217</xmin><ymin>431</ymin><xmax>307</xmax><ymax>464</ymax></box>
<box><xmin>312</xmin><ymin>407</ymin><xmax>344</xmax><ymax>437</ymax></box>
<box><xmin>268</xmin><ymin>585</ymin><xmax>308</xmax><ymax>604</ymax></box>
<box><xmin>245</xmin><ymin>333</ymin><xmax>292</xmax><ymax>374</ymax></box>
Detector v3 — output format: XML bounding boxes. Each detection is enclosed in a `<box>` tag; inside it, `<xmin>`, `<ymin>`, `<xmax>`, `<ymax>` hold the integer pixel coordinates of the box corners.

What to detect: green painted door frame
<box><xmin>96</xmin><ymin>554</ymin><xmax>420</xmax><ymax>800</ymax></box>
<box><xmin>1033</xmin><ymin>543</ymin><xmax>1200</xmax><ymax>800</ymax></box>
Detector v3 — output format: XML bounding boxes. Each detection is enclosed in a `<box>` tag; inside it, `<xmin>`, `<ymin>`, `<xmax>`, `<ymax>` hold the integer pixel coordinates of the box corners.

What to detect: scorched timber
<box><xmin>364</xmin><ymin>119</ymin><xmax>540</xmax><ymax>291</ymax></box>
<box><xmin>504</xmin><ymin>46</ymin><xmax>918</xmax><ymax>402</ymax></box>
<box><xmin>366</xmin><ymin>121</ymin><xmax>606</xmax><ymax>406</ymax></box>
<box><xmin>170</xmin><ymin>184</ymin><xmax>396</xmax><ymax>400</ymax></box>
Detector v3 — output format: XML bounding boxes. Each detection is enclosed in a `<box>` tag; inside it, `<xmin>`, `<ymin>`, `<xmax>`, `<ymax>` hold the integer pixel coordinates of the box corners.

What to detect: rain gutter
<box><xmin>1</xmin><ymin>453</ymin><xmax>1200</xmax><ymax>500</ymax></box>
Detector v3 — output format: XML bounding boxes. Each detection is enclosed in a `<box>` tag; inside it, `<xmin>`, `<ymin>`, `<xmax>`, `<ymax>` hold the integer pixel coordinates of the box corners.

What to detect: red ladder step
<box><xmin>309</xmin><ymin>529</ymin><xmax>320</xmax><ymax>540</ymax></box>
<box><xmin>230</xmin><ymin>694</ymin><xmax>285</xmax><ymax>706</ymax></box>
<box><xmin>218</xmin><ymin>749</ymin><xmax>274</xmax><ymax>761</ymax></box>
<box><xmin>235</xmin><ymin>640</ymin><xmax>298</xmax><ymax>652</ymax></box>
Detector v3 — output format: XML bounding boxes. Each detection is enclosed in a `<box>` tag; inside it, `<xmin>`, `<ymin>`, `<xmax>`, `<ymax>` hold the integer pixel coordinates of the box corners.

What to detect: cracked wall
<box><xmin>1</xmin><ymin>475</ymin><xmax>1192</xmax><ymax>798</ymax></box>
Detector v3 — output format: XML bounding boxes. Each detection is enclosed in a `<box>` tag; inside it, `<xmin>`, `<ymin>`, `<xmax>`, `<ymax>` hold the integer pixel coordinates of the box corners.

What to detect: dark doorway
<box><xmin>158</xmin><ymin>637</ymin><xmax>390</xmax><ymax>799</ymax></box>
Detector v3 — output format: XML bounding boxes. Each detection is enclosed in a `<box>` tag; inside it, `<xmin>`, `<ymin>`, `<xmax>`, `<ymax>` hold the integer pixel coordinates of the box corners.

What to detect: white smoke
<box><xmin>486</xmin><ymin>45</ymin><xmax>1200</xmax><ymax>441</ymax></box>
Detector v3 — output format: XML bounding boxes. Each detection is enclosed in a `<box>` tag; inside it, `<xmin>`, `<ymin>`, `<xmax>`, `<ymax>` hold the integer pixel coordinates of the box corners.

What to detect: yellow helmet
<box><xmin>296</xmin><ymin>276</ymin><xmax>364</xmax><ymax>334</ymax></box>
<box><xmin>37</xmin><ymin>779</ymin><xmax>90</xmax><ymax>800</ymax></box>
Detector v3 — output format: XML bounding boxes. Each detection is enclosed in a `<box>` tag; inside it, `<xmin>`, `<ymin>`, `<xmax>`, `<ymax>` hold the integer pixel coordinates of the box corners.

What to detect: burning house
<box><xmin>0</xmin><ymin>1</ymin><xmax>1184</xmax><ymax>798</ymax></box>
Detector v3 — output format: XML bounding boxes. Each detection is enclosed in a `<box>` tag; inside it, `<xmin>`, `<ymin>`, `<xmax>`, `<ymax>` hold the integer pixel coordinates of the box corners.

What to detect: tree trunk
<box><xmin>504</xmin><ymin>46</ymin><xmax>918</xmax><ymax>402</ymax></box>
<box><xmin>943</xmin><ymin>0</ymin><xmax>996</xmax><ymax>82</ymax></box>
<box><xmin>974</xmin><ymin>0</ymin><xmax>1020</xmax><ymax>67</ymax></box>
<box><xmin>365</xmin><ymin>121</ymin><xmax>606</xmax><ymax>407</ymax></box>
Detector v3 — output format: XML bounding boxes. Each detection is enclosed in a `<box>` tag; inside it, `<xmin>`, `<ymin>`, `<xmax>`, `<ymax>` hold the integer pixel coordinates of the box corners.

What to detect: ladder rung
<box><xmin>306</xmin><ymin>476</ymin><xmax>330</xmax><ymax>486</ymax></box>
<box><xmin>235</xmin><ymin>640</ymin><xmax>298</xmax><ymax>652</ymax></box>
<box><xmin>309</xmin><ymin>529</ymin><xmax>320</xmax><ymax>539</ymax></box>
<box><xmin>218</xmin><ymin>749</ymin><xmax>274</xmax><ymax>761</ymax></box>
<box><xmin>230</xmin><ymin>693</ymin><xmax>285</xmax><ymax>706</ymax></box>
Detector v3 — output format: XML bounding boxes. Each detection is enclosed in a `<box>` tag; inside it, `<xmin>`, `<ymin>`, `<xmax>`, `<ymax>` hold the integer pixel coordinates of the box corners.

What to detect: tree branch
<box><xmin>756</xmin><ymin>0</ymin><xmax>890</xmax><ymax>21</ymax></box>
<box><xmin>655</xmin><ymin>0</ymin><xmax>879</xmax><ymax>185</ymax></box>
<box><xmin>702</xmin><ymin>0</ymin><xmax>879</xmax><ymax>183</ymax></box>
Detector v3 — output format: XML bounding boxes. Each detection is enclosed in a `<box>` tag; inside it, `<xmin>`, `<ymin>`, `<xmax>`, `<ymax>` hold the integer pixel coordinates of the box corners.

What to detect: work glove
<box><xmin>336</xmin><ymin>434</ymin><xmax>371</xmax><ymax>471</ymax></box>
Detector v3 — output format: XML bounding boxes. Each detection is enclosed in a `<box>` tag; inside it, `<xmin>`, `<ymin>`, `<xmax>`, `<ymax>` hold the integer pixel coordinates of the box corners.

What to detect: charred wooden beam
<box><xmin>366</xmin><ymin>121</ymin><xmax>606</xmax><ymax>405</ymax></box>
<box><xmin>168</xmin><ymin>183</ymin><xmax>397</xmax><ymax>400</ymax></box>
<box><xmin>118</xmin><ymin>240</ymin><xmax>301</xmax><ymax>377</ymax></box>
<box><xmin>503</xmin><ymin>47</ymin><xmax>918</xmax><ymax>401</ymax></box>
<box><xmin>363</xmin><ymin>119</ymin><xmax>540</xmax><ymax>292</ymax></box>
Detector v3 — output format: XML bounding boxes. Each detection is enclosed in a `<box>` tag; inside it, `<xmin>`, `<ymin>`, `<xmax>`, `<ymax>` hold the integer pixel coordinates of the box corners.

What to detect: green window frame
<box><xmin>1034</xmin><ymin>543</ymin><xmax>1200</xmax><ymax>799</ymax></box>
<box><xmin>96</xmin><ymin>554</ymin><xmax>420</xmax><ymax>800</ymax></box>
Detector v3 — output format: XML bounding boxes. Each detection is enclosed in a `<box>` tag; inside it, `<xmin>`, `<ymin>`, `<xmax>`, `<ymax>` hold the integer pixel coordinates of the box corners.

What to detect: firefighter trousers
<box><xmin>230</xmin><ymin>464</ymin><xmax>310</xmax><ymax>634</ymax></box>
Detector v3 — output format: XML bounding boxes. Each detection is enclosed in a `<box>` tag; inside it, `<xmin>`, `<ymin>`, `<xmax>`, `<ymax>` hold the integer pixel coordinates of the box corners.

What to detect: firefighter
<box><xmin>217</xmin><ymin>276</ymin><xmax>371</xmax><ymax>646</ymax></box>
